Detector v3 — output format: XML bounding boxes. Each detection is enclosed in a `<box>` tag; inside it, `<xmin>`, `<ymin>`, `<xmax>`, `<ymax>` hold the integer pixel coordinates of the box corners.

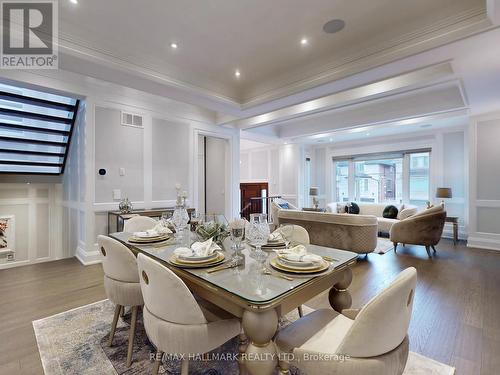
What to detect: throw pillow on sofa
<box><xmin>345</xmin><ymin>202</ymin><xmax>360</xmax><ymax>214</ymax></box>
<box><xmin>383</xmin><ymin>205</ymin><xmax>399</xmax><ymax>219</ymax></box>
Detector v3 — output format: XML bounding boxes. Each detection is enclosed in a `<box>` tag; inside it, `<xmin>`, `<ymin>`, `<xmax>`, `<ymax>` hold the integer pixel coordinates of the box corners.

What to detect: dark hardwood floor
<box><xmin>0</xmin><ymin>239</ymin><xmax>499</xmax><ymax>375</ymax></box>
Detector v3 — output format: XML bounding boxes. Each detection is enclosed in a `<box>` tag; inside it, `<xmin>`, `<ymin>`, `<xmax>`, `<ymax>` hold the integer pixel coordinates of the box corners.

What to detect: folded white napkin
<box><xmin>278</xmin><ymin>245</ymin><xmax>323</xmax><ymax>264</ymax></box>
<box><xmin>174</xmin><ymin>238</ymin><xmax>221</xmax><ymax>258</ymax></box>
<box><xmin>269</xmin><ymin>230</ymin><xmax>284</xmax><ymax>242</ymax></box>
<box><xmin>152</xmin><ymin>222</ymin><xmax>172</xmax><ymax>235</ymax></box>
<box><xmin>133</xmin><ymin>229</ymin><xmax>159</xmax><ymax>237</ymax></box>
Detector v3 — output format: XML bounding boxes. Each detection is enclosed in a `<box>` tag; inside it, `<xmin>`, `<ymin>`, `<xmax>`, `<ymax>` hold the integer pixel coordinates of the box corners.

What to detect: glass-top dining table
<box><xmin>110</xmin><ymin>231</ymin><xmax>358</xmax><ymax>375</ymax></box>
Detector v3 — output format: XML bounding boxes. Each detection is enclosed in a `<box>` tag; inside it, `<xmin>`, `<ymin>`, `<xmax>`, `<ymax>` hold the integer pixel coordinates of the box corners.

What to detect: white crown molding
<box><xmin>54</xmin><ymin>6</ymin><xmax>490</xmax><ymax>111</ymax></box>
<box><xmin>230</xmin><ymin>64</ymin><xmax>458</xmax><ymax>130</ymax></box>
<box><xmin>241</xmin><ymin>6</ymin><xmax>491</xmax><ymax>107</ymax></box>
<box><xmin>57</xmin><ymin>36</ymin><xmax>242</xmax><ymax>108</ymax></box>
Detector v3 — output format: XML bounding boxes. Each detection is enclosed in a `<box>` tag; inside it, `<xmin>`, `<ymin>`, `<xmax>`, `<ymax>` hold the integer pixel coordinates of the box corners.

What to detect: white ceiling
<box><xmin>57</xmin><ymin>0</ymin><xmax>489</xmax><ymax>108</ymax></box>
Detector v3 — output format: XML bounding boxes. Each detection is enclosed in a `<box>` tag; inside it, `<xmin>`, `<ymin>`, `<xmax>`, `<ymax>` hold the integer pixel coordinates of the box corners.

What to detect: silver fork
<box><xmin>262</xmin><ymin>267</ymin><xmax>294</xmax><ymax>281</ymax></box>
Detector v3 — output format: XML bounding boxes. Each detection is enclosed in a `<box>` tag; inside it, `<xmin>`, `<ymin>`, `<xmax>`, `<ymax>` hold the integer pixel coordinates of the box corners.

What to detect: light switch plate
<box><xmin>113</xmin><ymin>189</ymin><xmax>121</xmax><ymax>200</ymax></box>
<box><xmin>119</xmin><ymin>168</ymin><xmax>125</xmax><ymax>176</ymax></box>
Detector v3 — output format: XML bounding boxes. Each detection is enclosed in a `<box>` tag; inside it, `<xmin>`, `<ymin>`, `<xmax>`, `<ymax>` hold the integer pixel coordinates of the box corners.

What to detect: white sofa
<box><xmin>326</xmin><ymin>202</ymin><xmax>418</xmax><ymax>233</ymax></box>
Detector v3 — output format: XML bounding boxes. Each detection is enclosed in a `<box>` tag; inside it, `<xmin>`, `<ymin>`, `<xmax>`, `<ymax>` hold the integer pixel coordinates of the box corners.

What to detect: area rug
<box><xmin>374</xmin><ymin>236</ymin><xmax>394</xmax><ymax>254</ymax></box>
<box><xmin>33</xmin><ymin>300</ymin><xmax>455</xmax><ymax>375</ymax></box>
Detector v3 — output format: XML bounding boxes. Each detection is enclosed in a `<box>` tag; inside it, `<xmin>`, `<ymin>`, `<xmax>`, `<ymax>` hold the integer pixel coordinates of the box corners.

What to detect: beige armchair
<box><xmin>98</xmin><ymin>235</ymin><xmax>144</xmax><ymax>367</ymax></box>
<box><xmin>276</xmin><ymin>267</ymin><xmax>417</xmax><ymax>375</ymax></box>
<box><xmin>390</xmin><ymin>205</ymin><xmax>446</xmax><ymax>258</ymax></box>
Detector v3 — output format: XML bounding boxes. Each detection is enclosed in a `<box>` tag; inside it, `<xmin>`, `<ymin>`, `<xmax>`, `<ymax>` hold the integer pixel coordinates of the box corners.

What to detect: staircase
<box><xmin>0</xmin><ymin>83</ymin><xmax>80</xmax><ymax>175</ymax></box>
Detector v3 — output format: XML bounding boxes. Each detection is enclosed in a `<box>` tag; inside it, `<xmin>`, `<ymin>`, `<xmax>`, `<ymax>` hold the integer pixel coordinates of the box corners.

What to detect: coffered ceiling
<box><xmin>57</xmin><ymin>0</ymin><xmax>490</xmax><ymax>110</ymax></box>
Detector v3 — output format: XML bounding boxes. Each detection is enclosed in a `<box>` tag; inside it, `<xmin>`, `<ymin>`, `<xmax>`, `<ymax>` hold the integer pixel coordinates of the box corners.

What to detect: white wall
<box><xmin>0</xmin><ymin>68</ymin><xmax>240</xmax><ymax>266</ymax></box>
<box><xmin>468</xmin><ymin>112</ymin><xmax>500</xmax><ymax>251</ymax></box>
<box><xmin>312</xmin><ymin>127</ymin><xmax>468</xmax><ymax>239</ymax></box>
<box><xmin>0</xmin><ymin>182</ymin><xmax>63</xmax><ymax>269</ymax></box>
<box><xmin>205</xmin><ymin>137</ymin><xmax>227</xmax><ymax>214</ymax></box>
<box><xmin>240</xmin><ymin>143</ymin><xmax>303</xmax><ymax>207</ymax></box>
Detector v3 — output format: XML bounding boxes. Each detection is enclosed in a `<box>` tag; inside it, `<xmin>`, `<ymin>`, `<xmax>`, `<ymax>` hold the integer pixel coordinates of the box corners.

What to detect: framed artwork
<box><xmin>0</xmin><ymin>215</ymin><xmax>15</xmax><ymax>260</ymax></box>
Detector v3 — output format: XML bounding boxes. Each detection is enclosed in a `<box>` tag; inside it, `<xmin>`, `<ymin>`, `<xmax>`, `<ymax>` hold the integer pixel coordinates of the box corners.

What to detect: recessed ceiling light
<box><xmin>235</xmin><ymin>70</ymin><xmax>241</xmax><ymax>78</ymax></box>
<box><xmin>323</xmin><ymin>19</ymin><xmax>345</xmax><ymax>34</ymax></box>
<box><xmin>300</xmin><ymin>38</ymin><xmax>309</xmax><ymax>46</ymax></box>
<box><xmin>69</xmin><ymin>0</ymin><xmax>78</xmax><ymax>3</ymax></box>
<box><xmin>170</xmin><ymin>42</ymin><xmax>178</xmax><ymax>49</ymax></box>
<box><xmin>366</xmin><ymin>132</ymin><xmax>371</xmax><ymax>136</ymax></box>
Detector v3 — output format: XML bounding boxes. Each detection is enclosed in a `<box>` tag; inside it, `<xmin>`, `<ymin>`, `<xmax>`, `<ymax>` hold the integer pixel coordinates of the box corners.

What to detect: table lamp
<box><xmin>309</xmin><ymin>187</ymin><xmax>319</xmax><ymax>209</ymax></box>
<box><xmin>436</xmin><ymin>187</ymin><xmax>452</xmax><ymax>206</ymax></box>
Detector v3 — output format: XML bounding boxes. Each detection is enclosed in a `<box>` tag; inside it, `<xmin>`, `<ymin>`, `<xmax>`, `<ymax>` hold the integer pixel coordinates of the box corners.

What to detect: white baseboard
<box><xmin>75</xmin><ymin>245</ymin><xmax>102</xmax><ymax>265</ymax></box>
<box><xmin>467</xmin><ymin>234</ymin><xmax>500</xmax><ymax>251</ymax></box>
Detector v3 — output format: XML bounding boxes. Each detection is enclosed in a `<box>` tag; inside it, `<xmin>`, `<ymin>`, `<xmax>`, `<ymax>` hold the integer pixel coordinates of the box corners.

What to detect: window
<box><xmin>333</xmin><ymin>150</ymin><xmax>431</xmax><ymax>207</ymax></box>
<box><xmin>409</xmin><ymin>152</ymin><xmax>430</xmax><ymax>206</ymax></box>
<box><xmin>335</xmin><ymin>160</ymin><xmax>349</xmax><ymax>202</ymax></box>
<box><xmin>0</xmin><ymin>82</ymin><xmax>79</xmax><ymax>174</ymax></box>
<box><xmin>304</xmin><ymin>157</ymin><xmax>311</xmax><ymax>199</ymax></box>
<box><xmin>354</xmin><ymin>158</ymin><xmax>402</xmax><ymax>203</ymax></box>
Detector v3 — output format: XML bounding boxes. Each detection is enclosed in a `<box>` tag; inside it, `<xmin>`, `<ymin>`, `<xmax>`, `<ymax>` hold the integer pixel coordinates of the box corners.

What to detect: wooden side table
<box><xmin>445</xmin><ymin>216</ymin><xmax>459</xmax><ymax>245</ymax></box>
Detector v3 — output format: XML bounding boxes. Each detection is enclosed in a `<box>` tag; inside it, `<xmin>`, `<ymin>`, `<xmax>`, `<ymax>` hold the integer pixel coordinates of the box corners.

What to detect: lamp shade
<box><xmin>309</xmin><ymin>187</ymin><xmax>319</xmax><ymax>196</ymax></box>
<box><xmin>436</xmin><ymin>187</ymin><xmax>452</xmax><ymax>199</ymax></box>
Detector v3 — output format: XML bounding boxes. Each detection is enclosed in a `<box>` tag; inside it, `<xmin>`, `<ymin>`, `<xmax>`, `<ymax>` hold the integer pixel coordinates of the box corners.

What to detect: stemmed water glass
<box><xmin>248</xmin><ymin>213</ymin><xmax>270</xmax><ymax>263</ymax></box>
<box><xmin>229</xmin><ymin>218</ymin><xmax>245</xmax><ymax>262</ymax></box>
<box><xmin>172</xmin><ymin>207</ymin><xmax>190</xmax><ymax>243</ymax></box>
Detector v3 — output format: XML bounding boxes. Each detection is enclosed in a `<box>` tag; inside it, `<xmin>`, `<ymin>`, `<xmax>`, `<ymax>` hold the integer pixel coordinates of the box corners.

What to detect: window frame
<box><xmin>332</xmin><ymin>150</ymin><xmax>431</xmax><ymax>207</ymax></box>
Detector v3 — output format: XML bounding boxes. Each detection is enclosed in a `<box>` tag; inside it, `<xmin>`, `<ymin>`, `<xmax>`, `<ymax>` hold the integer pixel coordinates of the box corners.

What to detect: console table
<box><xmin>107</xmin><ymin>208</ymin><xmax>195</xmax><ymax>234</ymax></box>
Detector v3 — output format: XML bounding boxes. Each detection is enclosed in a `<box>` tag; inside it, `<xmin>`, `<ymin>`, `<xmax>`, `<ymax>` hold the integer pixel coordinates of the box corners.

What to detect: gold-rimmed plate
<box><xmin>128</xmin><ymin>234</ymin><xmax>170</xmax><ymax>244</ymax></box>
<box><xmin>270</xmin><ymin>257</ymin><xmax>330</xmax><ymax>274</ymax></box>
<box><xmin>169</xmin><ymin>252</ymin><xmax>225</xmax><ymax>268</ymax></box>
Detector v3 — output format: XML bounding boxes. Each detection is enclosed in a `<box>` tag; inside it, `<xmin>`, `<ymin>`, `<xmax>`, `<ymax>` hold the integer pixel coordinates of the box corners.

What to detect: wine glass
<box><xmin>229</xmin><ymin>218</ymin><xmax>245</xmax><ymax>261</ymax></box>
<box><xmin>172</xmin><ymin>207</ymin><xmax>190</xmax><ymax>243</ymax></box>
<box><xmin>160</xmin><ymin>211</ymin><xmax>172</xmax><ymax>228</ymax></box>
<box><xmin>190</xmin><ymin>212</ymin><xmax>201</xmax><ymax>232</ymax></box>
<box><xmin>248</xmin><ymin>214</ymin><xmax>270</xmax><ymax>263</ymax></box>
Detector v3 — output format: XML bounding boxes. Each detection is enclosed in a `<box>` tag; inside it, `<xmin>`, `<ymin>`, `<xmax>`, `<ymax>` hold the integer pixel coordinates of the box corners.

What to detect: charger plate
<box><xmin>277</xmin><ymin>255</ymin><xmax>315</xmax><ymax>268</ymax></box>
<box><xmin>178</xmin><ymin>252</ymin><xmax>219</xmax><ymax>262</ymax></box>
<box><xmin>128</xmin><ymin>234</ymin><xmax>170</xmax><ymax>244</ymax></box>
<box><xmin>169</xmin><ymin>252</ymin><xmax>225</xmax><ymax>268</ymax></box>
<box><xmin>270</xmin><ymin>257</ymin><xmax>329</xmax><ymax>274</ymax></box>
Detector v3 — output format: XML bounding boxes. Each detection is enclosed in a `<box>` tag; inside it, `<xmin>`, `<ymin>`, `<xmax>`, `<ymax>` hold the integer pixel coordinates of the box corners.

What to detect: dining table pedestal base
<box><xmin>242</xmin><ymin>309</ymin><xmax>279</xmax><ymax>375</ymax></box>
<box><xmin>328</xmin><ymin>268</ymin><xmax>353</xmax><ymax>312</ymax></box>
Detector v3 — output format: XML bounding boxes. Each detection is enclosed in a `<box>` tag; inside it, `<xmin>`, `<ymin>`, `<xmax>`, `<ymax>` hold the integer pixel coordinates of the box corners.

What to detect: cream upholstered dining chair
<box><xmin>276</xmin><ymin>267</ymin><xmax>417</xmax><ymax>375</ymax></box>
<box><xmin>123</xmin><ymin>215</ymin><xmax>157</xmax><ymax>232</ymax></box>
<box><xmin>276</xmin><ymin>224</ymin><xmax>310</xmax><ymax>245</ymax></box>
<box><xmin>98</xmin><ymin>235</ymin><xmax>144</xmax><ymax>367</ymax></box>
<box><xmin>276</xmin><ymin>224</ymin><xmax>310</xmax><ymax>317</ymax></box>
<box><xmin>137</xmin><ymin>253</ymin><xmax>241</xmax><ymax>375</ymax></box>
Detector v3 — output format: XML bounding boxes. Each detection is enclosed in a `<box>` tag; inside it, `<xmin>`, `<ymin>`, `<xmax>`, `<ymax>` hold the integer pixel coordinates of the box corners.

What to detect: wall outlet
<box><xmin>119</xmin><ymin>168</ymin><xmax>125</xmax><ymax>176</ymax></box>
<box><xmin>113</xmin><ymin>189</ymin><xmax>121</xmax><ymax>200</ymax></box>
